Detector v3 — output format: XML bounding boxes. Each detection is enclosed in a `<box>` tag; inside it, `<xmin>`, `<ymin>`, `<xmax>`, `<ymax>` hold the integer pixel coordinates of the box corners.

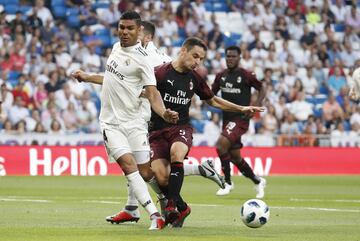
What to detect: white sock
<box><xmin>126</xmin><ymin>171</ymin><xmax>158</xmax><ymax>216</ymax></box>
<box><xmin>125</xmin><ymin>181</ymin><xmax>138</xmax><ymax>207</ymax></box>
<box><xmin>147</xmin><ymin>176</ymin><xmax>166</xmax><ymax>199</ymax></box>
<box><xmin>184</xmin><ymin>164</ymin><xmax>200</xmax><ymax>176</ymax></box>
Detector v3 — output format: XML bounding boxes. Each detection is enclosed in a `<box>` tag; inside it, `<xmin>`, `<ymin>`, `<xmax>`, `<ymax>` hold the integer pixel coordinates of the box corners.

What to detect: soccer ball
<box><xmin>240</xmin><ymin>199</ymin><xmax>270</xmax><ymax>228</ymax></box>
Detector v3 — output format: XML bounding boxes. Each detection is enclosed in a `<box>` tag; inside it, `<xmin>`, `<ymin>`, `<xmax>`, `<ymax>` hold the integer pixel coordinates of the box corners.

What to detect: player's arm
<box><xmin>71</xmin><ymin>70</ymin><xmax>104</xmax><ymax>85</ymax></box>
<box><xmin>144</xmin><ymin>85</ymin><xmax>179</xmax><ymax>124</ymax></box>
<box><xmin>206</xmin><ymin>96</ymin><xmax>265</xmax><ymax>115</ymax></box>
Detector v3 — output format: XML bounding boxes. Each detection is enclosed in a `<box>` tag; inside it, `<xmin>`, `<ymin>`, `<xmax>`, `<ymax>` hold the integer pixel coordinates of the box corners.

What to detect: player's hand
<box><xmin>140</xmin><ymin>89</ymin><xmax>146</xmax><ymax>98</ymax></box>
<box><xmin>71</xmin><ymin>70</ymin><xmax>89</xmax><ymax>83</ymax></box>
<box><xmin>162</xmin><ymin>108</ymin><xmax>179</xmax><ymax>124</ymax></box>
<box><xmin>349</xmin><ymin>87</ymin><xmax>360</xmax><ymax>101</ymax></box>
<box><xmin>241</xmin><ymin>106</ymin><xmax>265</xmax><ymax>114</ymax></box>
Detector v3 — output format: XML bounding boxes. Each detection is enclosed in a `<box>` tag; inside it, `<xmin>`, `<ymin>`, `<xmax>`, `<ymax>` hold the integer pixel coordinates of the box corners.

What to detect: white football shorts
<box><xmin>100</xmin><ymin>119</ymin><xmax>150</xmax><ymax>164</ymax></box>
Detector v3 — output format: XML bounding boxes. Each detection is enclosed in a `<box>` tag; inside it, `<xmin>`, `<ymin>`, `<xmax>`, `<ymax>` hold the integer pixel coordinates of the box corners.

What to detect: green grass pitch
<box><xmin>1</xmin><ymin>176</ymin><xmax>360</xmax><ymax>241</ymax></box>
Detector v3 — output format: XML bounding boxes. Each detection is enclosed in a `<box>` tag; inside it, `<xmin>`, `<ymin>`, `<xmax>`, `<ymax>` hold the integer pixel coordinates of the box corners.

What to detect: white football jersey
<box><xmin>99</xmin><ymin>42</ymin><xmax>157</xmax><ymax>124</ymax></box>
<box><xmin>140</xmin><ymin>41</ymin><xmax>173</xmax><ymax>121</ymax></box>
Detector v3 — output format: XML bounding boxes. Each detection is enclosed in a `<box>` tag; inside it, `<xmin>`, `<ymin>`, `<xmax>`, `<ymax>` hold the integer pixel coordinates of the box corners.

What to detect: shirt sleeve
<box><xmin>193</xmin><ymin>71</ymin><xmax>214</xmax><ymax>100</ymax></box>
<box><xmin>211</xmin><ymin>73</ymin><xmax>222</xmax><ymax>94</ymax></box>
<box><xmin>140</xmin><ymin>57</ymin><xmax>157</xmax><ymax>86</ymax></box>
<box><xmin>245</xmin><ymin>70</ymin><xmax>262</xmax><ymax>90</ymax></box>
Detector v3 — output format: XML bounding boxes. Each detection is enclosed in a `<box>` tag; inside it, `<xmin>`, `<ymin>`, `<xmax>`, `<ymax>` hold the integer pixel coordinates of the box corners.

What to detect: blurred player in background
<box><xmin>212</xmin><ymin>46</ymin><xmax>267</xmax><ymax>198</ymax></box>
<box><xmin>72</xmin><ymin>11</ymin><xmax>179</xmax><ymax>230</ymax></box>
<box><xmin>149</xmin><ymin>37</ymin><xmax>265</xmax><ymax>227</ymax></box>
<box><xmin>349</xmin><ymin>64</ymin><xmax>360</xmax><ymax>101</ymax></box>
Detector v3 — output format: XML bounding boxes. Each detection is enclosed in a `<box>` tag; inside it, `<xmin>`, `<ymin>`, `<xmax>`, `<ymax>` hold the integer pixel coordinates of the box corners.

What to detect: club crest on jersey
<box><xmin>189</xmin><ymin>80</ymin><xmax>193</xmax><ymax>90</ymax></box>
<box><xmin>237</xmin><ymin>76</ymin><xmax>242</xmax><ymax>83</ymax></box>
<box><xmin>221</xmin><ymin>76</ymin><xmax>226</xmax><ymax>83</ymax></box>
<box><xmin>125</xmin><ymin>59</ymin><xmax>131</xmax><ymax>66</ymax></box>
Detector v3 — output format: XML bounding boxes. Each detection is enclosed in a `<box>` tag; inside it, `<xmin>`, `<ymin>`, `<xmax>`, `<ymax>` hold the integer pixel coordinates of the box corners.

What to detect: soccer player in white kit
<box><xmin>72</xmin><ymin>11</ymin><xmax>178</xmax><ymax>230</ymax></box>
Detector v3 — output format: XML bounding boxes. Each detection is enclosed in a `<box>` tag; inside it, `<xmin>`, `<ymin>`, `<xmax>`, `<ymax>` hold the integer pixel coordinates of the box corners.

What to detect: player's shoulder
<box><xmin>111</xmin><ymin>41</ymin><xmax>121</xmax><ymax>52</ymax></box>
<box><xmin>239</xmin><ymin>67</ymin><xmax>257</xmax><ymax>79</ymax></box>
<box><xmin>154</xmin><ymin>62</ymin><xmax>172</xmax><ymax>80</ymax></box>
<box><xmin>192</xmin><ymin>68</ymin><xmax>207</xmax><ymax>82</ymax></box>
<box><xmin>133</xmin><ymin>44</ymin><xmax>149</xmax><ymax>57</ymax></box>
<box><xmin>155</xmin><ymin>62</ymin><xmax>172</xmax><ymax>72</ymax></box>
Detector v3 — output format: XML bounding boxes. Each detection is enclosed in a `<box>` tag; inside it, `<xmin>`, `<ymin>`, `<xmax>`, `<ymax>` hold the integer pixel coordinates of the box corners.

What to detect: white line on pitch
<box><xmin>290</xmin><ymin>198</ymin><xmax>360</xmax><ymax>203</ymax></box>
<box><xmin>83</xmin><ymin>200</ymin><xmax>120</xmax><ymax>204</ymax></box>
<box><xmin>0</xmin><ymin>198</ymin><xmax>51</xmax><ymax>203</ymax></box>
<box><xmin>272</xmin><ymin>206</ymin><xmax>360</xmax><ymax>213</ymax></box>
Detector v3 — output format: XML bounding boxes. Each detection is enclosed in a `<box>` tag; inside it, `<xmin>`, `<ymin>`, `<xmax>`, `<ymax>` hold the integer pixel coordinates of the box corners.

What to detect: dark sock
<box><xmin>176</xmin><ymin>195</ymin><xmax>187</xmax><ymax>212</ymax></box>
<box><xmin>168</xmin><ymin>162</ymin><xmax>184</xmax><ymax>204</ymax></box>
<box><xmin>125</xmin><ymin>205</ymin><xmax>138</xmax><ymax>211</ymax></box>
<box><xmin>219</xmin><ymin>153</ymin><xmax>232</xmax><ymax>185</ymax></box>
<box><xmin>159</xmin><ymin>185</ymin><xmax>169</xmax><ymax>199</ymax></box>
<box><xmin>237</xmin><ymin>158</ymin><xmax>260</xmax><ymax>184</ymax></box>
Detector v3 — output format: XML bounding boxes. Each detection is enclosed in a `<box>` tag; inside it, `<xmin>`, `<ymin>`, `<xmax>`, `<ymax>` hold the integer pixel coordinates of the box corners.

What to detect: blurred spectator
<box><xmin>33</xmin><ymin>121</ymin><xmax>47</xmax><ymax>133</ymax></box>
<box><xmin>322</xmin><ymin>93</ymin><xmax>344</xmax><ymax>123</ymax></box>
<box><xmin>300</xmin><ymin>25</ymin><xmax>317</xmax><ymax>50</ymax></box>
<box><xmin>7</xmin><ymin>96</ymin><xmax>29</xmax><ymax>125</ymax></box>
<box><xmin>301</xmin><ymin>67</ymin><xmax>318</xmax><ymax>95</ymax></box>
<box><xmin>25</xmin><ymin>109</ymin><xmax>41</xmax><ymax>132</ymax></box>
<box><xmin>321</xmin><ymin>0</ymin><xmax>336</xmax><ymax>24</ymax></box>
<box><xmin>306</xmin><ymin>6</ymin><xmax>321</xmax><ymax>25</ymax></box>
<box><xmin>33</xmin><ymin>80</ymin><xmax>48</xmax><ymax>110</ymax></box>
<box><xmin>340</xmin><ymin>40</ymin><xmax>357</xmax><ymax>68</ymax></box>
<box><xmin>62</xmin><ymin>102</ymin><xmax>78</xmax><ymax>133</ymax></box>
<box><xmin>55</xmin><ymin>45</ymin><xmax>72</xmax><ymax>69</ymax></box>
<box><xmin>345</xmin><ymin>5</ymin><xmax>360</xmax><ymax>34</ymax></box>
<box><xmin>55</xmin><ymin>83</ymin><xmax>77</xmax><ymax>111</ymax></box>
<box><xmin>45</xmin><ymin>70</ymin><xmax>65</xmax><ymax>93</ymax></box>
<box><xmin>328</xmin><ymin>66</ymin><xmax>347</xmax><ymax>95</ymax></box>
<box><xmin>100</xmin><ymin>1</ymin><xmax>121</xmax><ymax>28</ymax></box>
<box><xmin>49</xmin><ymin>119</ymin><xmax>64</xmax><ymax>134</ymax></box>
<box><xmin>202</xmin><ymin>112</ymin><xmax>221</xmax><ymax>146</ymax></box>
<box><xmin>274</xmin><ymin>95</ymin><xmax>288</xmax><ymax>120</ymax></box>
<box><xmin>330</xmin><ymin>0</ymin><xmax>347</xmax><ymax>23</ymax></box>
<box><xmin>288</xmin><ymin>91</ymin><xmax>313</xmax><ymax>121</ymax></box>
<box><xmin>207</xmin><ymin>23</ymin><xmax>223</xmax><ymax>49</ymax></box>
<box><xmin>280</xmin><ymin>113</ymin><xmax>300</xmax><ymax>134</ymax></box>
<box><xmin>289</xmin><ymin>14</ymin><xmax>305</xmax><ymax>41</ymax></box>
<box><xmin>262</xmin><ymin>3</ymin><xmax>276</xmax><ymax>31</ymax></box>
<box><xmin>1</xmin><ymin>119</ymin><xmax>14</xmax><ymax>134</ymax></box>
<box><xmin>274</xmin><ymin>16</ymin><xmax>290</xmax><ymax>40</ymax></box>
<box><xmin>261</xmin><ymin>104</ymin><xmax>278</xmax><ymax>135</ymax></box>
<box><xmin>82</xmin><ymin>46</ymin><xmax>101</xmax><ymax>73</ymax></box>
<box><xmin>29</xmin><ymin>0</ymin><xmax>53</xmax><ymax>27</ymax></box>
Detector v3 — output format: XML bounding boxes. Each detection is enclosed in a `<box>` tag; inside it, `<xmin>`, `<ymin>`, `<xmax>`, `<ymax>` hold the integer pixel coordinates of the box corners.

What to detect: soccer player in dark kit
<box><xmin>212</xmin><ymin>46</ymin><xmax>267</xmax><ymax>198</ymax></box>
<box><xmin>148</xmin><ymin>38</ymin><xmax>265</xmax><ymax>227</ymax></box>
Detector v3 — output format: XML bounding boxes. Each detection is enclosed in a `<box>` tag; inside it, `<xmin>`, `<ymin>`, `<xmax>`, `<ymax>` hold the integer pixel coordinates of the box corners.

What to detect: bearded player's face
<box><xmin>118</xmin><ymin>20</ymin><xmax>141</xmax><ymax>47</ymax></box>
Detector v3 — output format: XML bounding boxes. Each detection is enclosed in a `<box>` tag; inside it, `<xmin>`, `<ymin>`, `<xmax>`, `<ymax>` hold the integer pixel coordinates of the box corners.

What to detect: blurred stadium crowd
<box><xmin>0</xmin><ymin>0</ymin><xmax>359</xmax><ymax>146</ymax></box>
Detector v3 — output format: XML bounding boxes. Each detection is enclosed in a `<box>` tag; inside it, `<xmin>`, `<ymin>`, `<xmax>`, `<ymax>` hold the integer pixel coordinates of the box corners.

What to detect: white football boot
<box><xmin>255</xmin><ymin>177</ymin><xmax>266</xmax><ymax>199</ymax></box>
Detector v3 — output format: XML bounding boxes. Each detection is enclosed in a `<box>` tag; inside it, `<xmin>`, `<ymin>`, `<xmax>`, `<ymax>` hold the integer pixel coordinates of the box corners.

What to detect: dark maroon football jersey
<box><xmin>212</xmin><ymin>67</ymin><xmax>262</xmax><ymax>121</ymax></box>
<box><xmin>151</xmin><ymin>62</ymin><xmax>214</xmax><ymax>131</ymax></box>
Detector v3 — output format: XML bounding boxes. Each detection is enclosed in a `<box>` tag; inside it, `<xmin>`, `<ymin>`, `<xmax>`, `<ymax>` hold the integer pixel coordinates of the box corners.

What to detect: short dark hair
<box><xmin>182</xmin><ymin>37</ymin><xmax>207</xmax><ymax>51</ymax></box>
<box><xmin>119</xmin><ymin>11</ymin><xmax>142</xmax><ymax>25</ymax></box>
<box><xmin>142</xmin><ymin>20</ymin><xmax>156</xmax><ymax>38</ymax></box>
<box><xmin>225</xmin><ymin>46</ymin><xmax>241</xmax><ymax>55</ymax></box>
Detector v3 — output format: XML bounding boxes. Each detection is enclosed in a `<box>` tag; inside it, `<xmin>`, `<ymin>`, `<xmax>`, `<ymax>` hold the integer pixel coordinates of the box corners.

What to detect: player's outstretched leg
<box><xmin>198</xmin><ymin>160</ymin><xmax>226</xmax><ymax>189</ymax></box>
